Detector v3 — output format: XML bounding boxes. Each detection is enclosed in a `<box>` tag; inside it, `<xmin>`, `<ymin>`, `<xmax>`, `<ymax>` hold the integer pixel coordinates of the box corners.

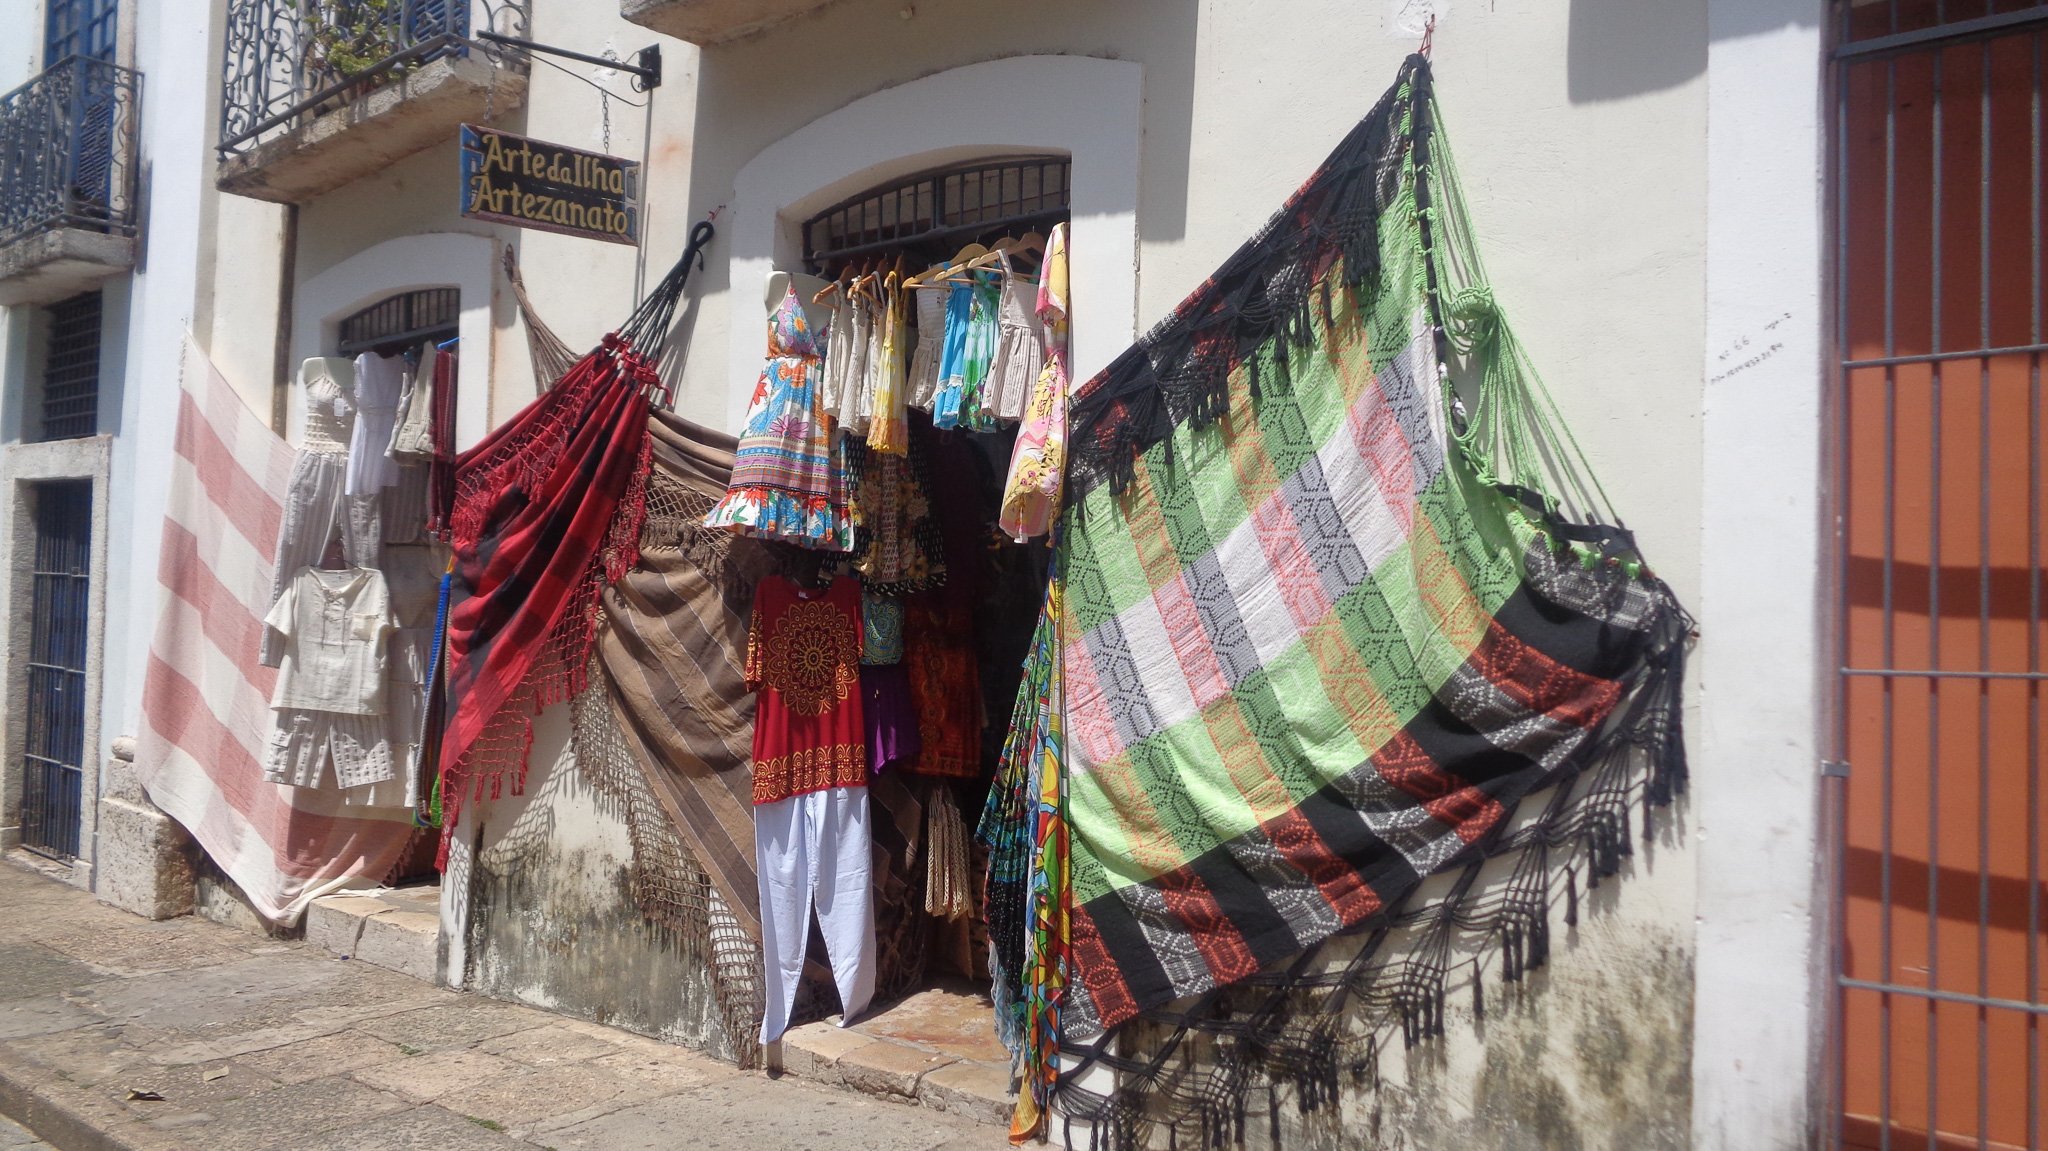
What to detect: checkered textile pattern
<box><xmin>1032</xmin><ymin>57</ymin><xmax>1690</xmax><ymax>1141</ymax></box>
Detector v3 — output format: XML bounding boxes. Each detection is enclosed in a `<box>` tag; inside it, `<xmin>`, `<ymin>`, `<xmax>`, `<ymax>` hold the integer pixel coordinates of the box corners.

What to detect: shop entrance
<box><xmin>779</xmin><ymin>157</ymin><xmax>1069</xmax><ymax>1055</ymax></box>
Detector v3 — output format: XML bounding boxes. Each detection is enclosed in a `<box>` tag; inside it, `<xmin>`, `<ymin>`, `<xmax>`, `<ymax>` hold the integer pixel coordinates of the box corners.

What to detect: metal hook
<box><xmin>1421</xmin><ymin>14</ymin><xmax>1436</xmax><ymax>58</ymax></box>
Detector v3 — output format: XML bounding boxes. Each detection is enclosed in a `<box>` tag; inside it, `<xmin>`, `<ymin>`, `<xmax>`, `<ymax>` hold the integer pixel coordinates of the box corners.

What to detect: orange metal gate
<box><xmin>1834</xmin><ymin>3</ymin><xmax>2048</xmax><ymax>1147</ymax></box>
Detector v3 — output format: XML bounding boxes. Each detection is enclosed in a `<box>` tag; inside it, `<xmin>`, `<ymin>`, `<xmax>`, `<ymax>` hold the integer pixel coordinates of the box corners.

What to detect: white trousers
<box><xmin>755</xmin><ymin>785</ymin><xmax>876</xmax><ymax>1045</ymax></box>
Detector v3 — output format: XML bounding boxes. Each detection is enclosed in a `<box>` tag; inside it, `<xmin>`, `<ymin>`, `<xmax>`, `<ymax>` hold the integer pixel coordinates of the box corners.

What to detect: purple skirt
<box><xmin>862</xmin><ymin>663</ymin><xmax>921</xmax><ymax>776</ymax></box>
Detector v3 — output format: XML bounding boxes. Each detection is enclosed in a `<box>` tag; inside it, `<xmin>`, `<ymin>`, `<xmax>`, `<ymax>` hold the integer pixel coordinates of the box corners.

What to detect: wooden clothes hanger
<box><xmin>912</xmin><ymin>246</ymin><xmax>1010</xmax><ymax>289</ymax></box>
<box><xmin>812</xmin><ymin>261</ymin><xmax>854</xmax><ymax>306</ymax></box>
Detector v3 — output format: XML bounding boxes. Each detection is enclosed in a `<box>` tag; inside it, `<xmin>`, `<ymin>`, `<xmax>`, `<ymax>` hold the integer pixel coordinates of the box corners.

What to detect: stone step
<box><xmin>773</xmin><ymin>983</ymin><xmax>1016</xmax><ymax>1128</ymax></box>
<box><xmin>303</xmin><ymin>884</ymin><xmax>441</xmax><ymax>983</ymax></box>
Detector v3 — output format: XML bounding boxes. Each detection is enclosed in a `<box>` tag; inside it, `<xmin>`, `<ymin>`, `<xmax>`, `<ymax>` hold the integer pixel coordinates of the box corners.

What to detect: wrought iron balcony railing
<box><xmin>218</xmin><ymin>0</ymin><xmax>528</xmax><ymax>158</ymax></box>
<box><xmin>0</xmin><ymin>56</ymin><xmax>141</xmax><ymax>248</ymax></box>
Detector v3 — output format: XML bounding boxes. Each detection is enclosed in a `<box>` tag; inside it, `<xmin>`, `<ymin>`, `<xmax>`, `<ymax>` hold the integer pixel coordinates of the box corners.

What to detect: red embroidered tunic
<box><xmin>746</xmin><ymin>576</ymin><xmax>868</xmax><ymax>804</ymax></box>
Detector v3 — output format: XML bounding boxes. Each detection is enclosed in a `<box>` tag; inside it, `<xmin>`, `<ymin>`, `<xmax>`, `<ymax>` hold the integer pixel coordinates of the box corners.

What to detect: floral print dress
<box><xmin>705</xmin><ymin>285</ymin><xmax>855</xmax><ymax>550</ymax></box>
<box><xmin>999</xmin><ymin>223</ymin><xmax>1072</xmax><ymax>541</ymax></box>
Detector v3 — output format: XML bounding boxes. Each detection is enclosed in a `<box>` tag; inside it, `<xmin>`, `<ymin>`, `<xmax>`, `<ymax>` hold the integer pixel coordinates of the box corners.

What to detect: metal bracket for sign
<box><xmin>475</xmin><ymin>32</ymin><xmax>662</xmax><ymax>91</ymax></box>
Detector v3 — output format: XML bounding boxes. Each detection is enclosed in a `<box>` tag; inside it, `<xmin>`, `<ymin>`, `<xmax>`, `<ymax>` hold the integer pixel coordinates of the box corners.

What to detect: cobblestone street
<box><xmin>0</xmin><ymin>860</ymin><xmax>1005</xmax><ymax>1151</ymax></box>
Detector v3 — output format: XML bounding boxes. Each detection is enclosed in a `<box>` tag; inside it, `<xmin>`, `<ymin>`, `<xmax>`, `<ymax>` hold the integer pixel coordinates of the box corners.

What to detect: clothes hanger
<box><xmin>812</xmin><ymin>268</ymin><xmax>847</xmax><ymax>307</ymax></box>
<box><xmin>926</xmin><ymin>248</ymin><xmax>1007</xmax><ymax>285</ymax></box>
<box><xmin>905</xmin><ymin>243</ymin><xmax>996</xmax><ymax>290</ymax></box>
<box><xmin>857</xmin><ymin>261</ymin><xmax>888</xmax><ymax>305</ymax></box>
<box><xmin>849</xmin><ymin>256</ymin><xmax>885</xmax><ymax>305</ymax></box>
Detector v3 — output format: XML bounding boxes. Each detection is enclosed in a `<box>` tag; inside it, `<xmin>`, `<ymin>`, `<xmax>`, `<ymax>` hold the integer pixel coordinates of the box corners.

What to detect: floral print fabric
<box><xmin>999</xmin><ymin>224</ymin><xmax>1072</xmax><ymax>542</ymax></box>
<box><xmin>705</xmin><ymin>285</ymin><xmax>854</xmax><ymax>550</ymax></box>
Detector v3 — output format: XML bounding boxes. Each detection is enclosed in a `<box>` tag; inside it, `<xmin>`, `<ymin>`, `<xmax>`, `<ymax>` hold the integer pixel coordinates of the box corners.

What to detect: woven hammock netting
<box><xmin>442</xmin><ymin>226</ymin><xmax>712</xmax><ymax>837</ymax></box>
<box><xmin>505</xmin><ymin>246</ymin><xmax>582</xmax><ymax>391</ymax></box>
<box><xmin>1031</xmin><ymin>57</ymin><xmax>1693</xmax><ymax>1151</ymax></box>
<box><xmin>568</xmin><ymin>668</ymin><xmax>767</xmax><ymax>1066</ymax></box>
<box><xmin>504</xmin><ymin>245</ymin><xmax>772</xmax><ymax>1064</ymax></box>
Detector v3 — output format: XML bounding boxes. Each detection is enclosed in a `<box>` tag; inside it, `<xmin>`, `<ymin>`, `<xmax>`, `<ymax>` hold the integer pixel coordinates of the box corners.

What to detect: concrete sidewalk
<box><xmin>0</xmin><ymin>858</ymin><xmax>1007</xmax><ymax>1151</ymax></box>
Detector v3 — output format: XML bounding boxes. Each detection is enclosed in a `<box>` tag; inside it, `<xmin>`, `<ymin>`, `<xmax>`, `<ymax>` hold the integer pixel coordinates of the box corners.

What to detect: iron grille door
<box><xmin>20</xmin><ymin>482</ymin><xmax>91</xmax><ymax>862</ymax></box>
<box><xmin>1832</xmin><ymin>2</ymin><xmax>2048</xmax><ymax>1147</ymax></box>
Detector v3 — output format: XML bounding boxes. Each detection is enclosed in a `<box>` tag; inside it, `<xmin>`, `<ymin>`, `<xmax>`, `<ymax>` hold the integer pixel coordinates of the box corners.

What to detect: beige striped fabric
<box><xmin>594</xmin><ymin>410</ymin><xmax>773</xmax><ymax>934</ymax></box>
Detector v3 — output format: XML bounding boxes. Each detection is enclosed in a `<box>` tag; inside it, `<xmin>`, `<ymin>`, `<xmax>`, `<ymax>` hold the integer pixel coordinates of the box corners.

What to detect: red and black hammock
<box><xmin>437</xmin><ymin>221</ymin><xmax>716</xmax><ymax>855</ymax></box>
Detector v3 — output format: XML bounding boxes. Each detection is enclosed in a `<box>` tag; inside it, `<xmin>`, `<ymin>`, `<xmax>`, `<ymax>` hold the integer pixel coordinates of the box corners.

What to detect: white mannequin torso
<box><xmin>765</xmin><ymin>270</ymin><xmax>836</xmax><ymax>342</ymax></box>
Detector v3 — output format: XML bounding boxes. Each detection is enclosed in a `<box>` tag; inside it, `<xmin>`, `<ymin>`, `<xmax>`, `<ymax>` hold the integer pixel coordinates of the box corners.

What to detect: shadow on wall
<box><xmin>1566</xmin><ymin>0</ymin><xmax>1709</xmax><ymax>104</ymax></box>
<box><xmin>1567</xmin><ymin>0</ymin><xmax>1827</xmax><ymax>104</ymax></box>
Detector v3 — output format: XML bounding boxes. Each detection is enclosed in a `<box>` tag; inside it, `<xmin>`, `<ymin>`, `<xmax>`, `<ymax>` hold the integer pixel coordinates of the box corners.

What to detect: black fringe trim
<box><xmin>1048</xmin><ymin>581</ymin><xmax>1694</xmax><ymax>1151</ymax></box>
<box><xmin>1065</xmin><ymin>55</ymin><xmax>1430</xmax><ymax>506</ymax></box>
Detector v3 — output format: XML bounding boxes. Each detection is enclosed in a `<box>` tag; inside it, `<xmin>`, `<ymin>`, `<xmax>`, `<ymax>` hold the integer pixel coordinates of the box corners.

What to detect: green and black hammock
<box><xmin>977</xmin><ymin>55</ymin><xmax>1691</xmax><ymax>1148</ymax></box>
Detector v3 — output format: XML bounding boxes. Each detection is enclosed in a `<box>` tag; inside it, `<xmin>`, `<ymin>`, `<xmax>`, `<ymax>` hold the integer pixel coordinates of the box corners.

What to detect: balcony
<box><xmin>618</xmin><ymin>0</ymin><xmax>846</xmax><ymax>46</ymax></box>
<box><xmin>0</xmin><ymin>57</ymin><xmax>140</xmax><ymax>307</ymax></box>
<box><xmin>216</xmin><ymin>0</ymin><xmax>530</xmax><ymax>204</ymax></box>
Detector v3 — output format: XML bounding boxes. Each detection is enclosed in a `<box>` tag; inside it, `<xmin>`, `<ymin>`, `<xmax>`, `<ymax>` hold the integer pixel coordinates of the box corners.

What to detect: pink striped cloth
<box><xmin>135</xmin><ymin>338</ymin><xmax>418</xmax><ymax>924</ymax></box>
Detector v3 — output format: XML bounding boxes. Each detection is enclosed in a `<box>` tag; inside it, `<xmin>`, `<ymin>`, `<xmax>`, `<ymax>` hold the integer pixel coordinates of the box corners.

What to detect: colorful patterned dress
<box><xmin>999</xmin><ymin>223</ymin><xmax>1072</xmax><ymax>542</ymax></box>
<box><xmin>931</xmin><ymin>273</ymin><xmax>1001</xmax><ymax>432</ymax></box>
<box><xmin>705</xmin><ymin>286</ymin><xmax>854</xmax><ymax>550</ymax></box>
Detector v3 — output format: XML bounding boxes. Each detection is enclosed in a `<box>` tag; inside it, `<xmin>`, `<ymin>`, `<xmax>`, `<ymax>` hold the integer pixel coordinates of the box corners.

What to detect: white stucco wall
<box><xmin>102</xmin><ymin>0</ymin><xmax>216</xmax><ymax>792</ymax></box>
<box><xmin>289</xmin><ymin>232</ymin><xmax>494</xmax><ymax>450</ymax></box>
<box><xmin>663</xmin><ymin>0</ymin><xmax>1708</xmax><ymax>623</ymax></box>
<box><xmin>1693</xmin><ymin>2</ymin><xmax>1829</xmax><ymax>1147</ymax></box>
<box><xmin>283</xmin><ymin>6</ymin><xmax>704</xmax><ymax>431</ymax></box>
<box><xmin>723</xmin><ymin>53</ymin><xmax>1142</xmax><ymax>430</ymax></box>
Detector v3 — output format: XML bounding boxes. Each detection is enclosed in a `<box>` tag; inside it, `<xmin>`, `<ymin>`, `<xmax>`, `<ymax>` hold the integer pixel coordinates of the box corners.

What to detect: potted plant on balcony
<box><xmin>294</xmin><ymin>0</ymin><xmax>408</xmax><ymax>91</ymax></box>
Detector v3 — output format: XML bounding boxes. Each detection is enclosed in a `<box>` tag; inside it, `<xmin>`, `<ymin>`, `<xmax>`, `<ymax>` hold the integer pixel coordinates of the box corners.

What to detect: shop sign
<box><xmin>459</xmin><ymin>124</ymin><xmax>639</xmax><ymax>246</ymax></box>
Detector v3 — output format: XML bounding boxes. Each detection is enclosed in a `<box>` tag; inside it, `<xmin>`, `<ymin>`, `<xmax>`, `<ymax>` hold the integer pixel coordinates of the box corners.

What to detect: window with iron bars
<box><xmin>802</xmin><ymin>155</ymin><xmax>1071</xmax><ymax>273</ymax></box>
<box><xmin>37</xmin><ymin>292</ymin><xmax>100</xmax><ymax>442</ymax></box>
<box><xmin>337</xmin><ymin>287</ymin><xmax>459</xmax><ymax>356</ymax></box>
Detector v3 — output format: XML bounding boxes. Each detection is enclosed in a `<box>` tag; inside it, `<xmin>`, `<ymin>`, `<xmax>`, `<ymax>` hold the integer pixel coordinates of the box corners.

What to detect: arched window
<box><xmin>801</xmin><ymin>156</ymin><xmax>1070</xmax><ymax>272</ymax></box>
<box><xmin>336</xmin><ymin>287</ymin><xmax>459</xmax><ymax>356</ymax></box>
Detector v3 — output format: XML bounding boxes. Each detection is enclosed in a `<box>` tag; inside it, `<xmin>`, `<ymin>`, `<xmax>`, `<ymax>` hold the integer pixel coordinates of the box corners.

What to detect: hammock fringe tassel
<box><xmin>1049</xmin><ymin>609</ymin><xmax>1689</xmax><ymax>1151</ymax></box>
